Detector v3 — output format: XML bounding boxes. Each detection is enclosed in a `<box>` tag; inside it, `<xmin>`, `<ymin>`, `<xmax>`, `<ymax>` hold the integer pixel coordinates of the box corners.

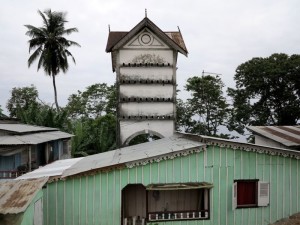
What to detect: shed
<box><xmin>0</xmin><ymin>178</ymin><xmax>47</xmax><ymax>225</ymax></box>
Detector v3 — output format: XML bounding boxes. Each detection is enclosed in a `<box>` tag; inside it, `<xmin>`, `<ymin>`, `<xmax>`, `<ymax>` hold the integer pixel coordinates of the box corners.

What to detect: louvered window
<box><xmin>232</xmin><ymin>180</ymin><xmax>269</xmax><ymax>209</ymax></box>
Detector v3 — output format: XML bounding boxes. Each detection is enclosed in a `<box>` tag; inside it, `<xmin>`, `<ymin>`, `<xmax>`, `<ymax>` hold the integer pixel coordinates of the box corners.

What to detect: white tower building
<box><xmin>106</xmin><ymin>16</ymin><xmax>188</xmax><ymax>146</ymax></box>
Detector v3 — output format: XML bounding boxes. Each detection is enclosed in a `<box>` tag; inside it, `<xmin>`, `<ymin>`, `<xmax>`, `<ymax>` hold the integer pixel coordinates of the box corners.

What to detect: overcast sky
<box><xmin>1</xmin><ymin>0</ymin><xmax>300</xmax><ymax>115</ymax></box>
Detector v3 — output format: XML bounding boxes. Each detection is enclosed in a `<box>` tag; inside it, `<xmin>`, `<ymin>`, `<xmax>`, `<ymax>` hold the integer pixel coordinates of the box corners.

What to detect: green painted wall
<box><xmin>44</xmin><ymin>145</ymin><xmax>300</xmax><ymax>225</ymax></box>
<box><xmin>20</xmin><ymin>190</ymin><xmax>43</xmax><ymax>225</ymax></box>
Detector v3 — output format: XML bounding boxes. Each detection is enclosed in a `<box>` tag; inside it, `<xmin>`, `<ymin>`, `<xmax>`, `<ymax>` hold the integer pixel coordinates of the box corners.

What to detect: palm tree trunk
<box><xmin>52</xmin><ymin>74</ymin><xmax>60</xmax><ymax>111</ymax></box>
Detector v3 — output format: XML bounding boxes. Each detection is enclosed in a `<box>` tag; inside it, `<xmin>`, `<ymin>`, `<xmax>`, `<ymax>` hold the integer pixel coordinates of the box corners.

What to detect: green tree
<box><xmin>6</xmin><ymin>85</ymin><xmax>70</xmax><ymax>131</ymax></box>
<box><xmin>6</xmin><ymin>85</ymin><xmax>39</xmax><ymax>117</ymax></box>
<box><xmin>70</xmin><ymin>114</ymin><xmax>116</xmax><ymax>156</ymax></box>
<box><xmin>25</xmin><ymin>9</ymin><xmax>80</xmax><ymax>110</ymax></box>
<box><xmin>0</xmin><ymin>105</ymin><xmax>5</xmax><ymax>117</ymax></box>
<box><xmin>66</xmin><ymin>83</ymin><xmax>116</xmax><ymax>119</ymax></box>
<box><xmin>228</xmin><ymin>53</ymin><xmax>300</xmax><ymax>134</ymax></box>
<box><xmin>184</xmin><ymin>75</ymin><xmax>230</xmax><ymax>136</ymax></box>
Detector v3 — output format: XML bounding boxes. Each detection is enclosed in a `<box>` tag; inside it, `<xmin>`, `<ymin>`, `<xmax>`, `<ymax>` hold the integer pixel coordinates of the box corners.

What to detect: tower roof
<box><xmin>105</xmin><ymin>17</ymin><xmax>188</xmax><ymax>55</ymax></box>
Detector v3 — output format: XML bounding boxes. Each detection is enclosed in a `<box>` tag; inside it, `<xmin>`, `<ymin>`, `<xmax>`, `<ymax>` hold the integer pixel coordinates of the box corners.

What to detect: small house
<box><xmin>0</xmin><ymin>122</ymin><xmax>73</xmax><ymax>179</ymax></box>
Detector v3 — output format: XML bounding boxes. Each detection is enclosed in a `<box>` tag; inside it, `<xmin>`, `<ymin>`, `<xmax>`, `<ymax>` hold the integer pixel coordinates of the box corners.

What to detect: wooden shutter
<box><xmin>232</xmin><ymin>182</ymin><xmax>237</xmax><ymax>210</ymax></box>
<box><xmin>34</xmin><ymin>198</ymin><xmax>43</xmax><ymax>225</ymax></box>
<box><xmin>257</xmin><ymin>181</ymin><xmax>269</xmax><ymax>206</ymax></box>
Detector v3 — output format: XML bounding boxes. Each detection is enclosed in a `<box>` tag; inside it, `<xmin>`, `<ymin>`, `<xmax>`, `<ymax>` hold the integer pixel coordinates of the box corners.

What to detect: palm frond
<box><xmin>62</xmin><ymin>27</ymin><xmax>79</xmax><ymax>35</ymax></box>
<box><xmin>28</xmin><ymin>46</ymin><xmax>43</xmax><ymax>67</ymax></box>
<box><xmin>65</xmin><ymin>49</ymin><xmax>76</xmax><ymax>64</ymax></box>
<box><xmin>38</xmin><ymin>10</ymin><xmax>49</xmax><ymax>28</ymax></box>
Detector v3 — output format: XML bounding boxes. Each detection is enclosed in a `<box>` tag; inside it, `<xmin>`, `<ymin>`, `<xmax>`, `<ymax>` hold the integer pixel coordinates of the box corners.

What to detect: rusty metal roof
<box><xmin>105</xmin><ymin>17</ymin><xmax>188</xmax><ymax>54</ymax></box>
<box><xmin>0</xmin><ymin>123</ymin><xmax>58</xmax><ymax>134</ymax></box>
<box><xmin>247</xmin><ymin>126</ymin><xmax>300</xmax><ymax>147</ymax></box>
<box><xmin>0</xmin><ymin>178</ymin><xmax>48</xmax><ymax>214</ymax></box>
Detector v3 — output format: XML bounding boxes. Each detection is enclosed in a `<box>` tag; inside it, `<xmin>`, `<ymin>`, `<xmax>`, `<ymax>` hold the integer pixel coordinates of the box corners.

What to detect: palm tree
<box><xmin>25</xmin><ymin>9</ymin><xmax>80</xmax><ymax>110</ymax></box>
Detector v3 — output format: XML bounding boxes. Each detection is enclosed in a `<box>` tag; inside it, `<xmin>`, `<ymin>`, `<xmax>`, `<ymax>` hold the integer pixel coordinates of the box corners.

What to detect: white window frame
<box><xmin>232</xmin><ymin>180</ymin><xmax>269</xmax><ymax>210</ymax></box>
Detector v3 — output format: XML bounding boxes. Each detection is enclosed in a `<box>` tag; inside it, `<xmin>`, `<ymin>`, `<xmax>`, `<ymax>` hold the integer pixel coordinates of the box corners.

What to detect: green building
<box><xmin>19</xmin><ymin>133</ymin><xmax>299</xmax><ymax>225</ymax></box>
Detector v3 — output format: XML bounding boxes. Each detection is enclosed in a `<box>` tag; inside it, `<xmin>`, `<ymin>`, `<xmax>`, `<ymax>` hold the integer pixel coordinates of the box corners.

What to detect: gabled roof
<box><xmin>105</xmin><ymin>17</ymin><xmax>188</xmax><ymax>55</ymax></box>
<box><xmin>0</xmin><ymin>178</ymin><xmax>47</xmax><ymax>214</ymax></box>
<box><xmin>247</xmin><ymin>126</ymin><xmax>300</xmax><ymax>147</ymax></box>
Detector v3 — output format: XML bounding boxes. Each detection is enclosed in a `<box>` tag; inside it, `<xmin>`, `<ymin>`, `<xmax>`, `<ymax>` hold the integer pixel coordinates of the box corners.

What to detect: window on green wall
<box><xmin>146</xmin><ymin>182</ymin><xmax>212</xmax><ymax>222</ymax></box>
<box><xmin>121</xmin><ymin>183</ymin><xmax>213</xmax><ymax>225</ymax></box>
<box><xmin>232</xmin><ymin>179</ymin><xmax>270</xmax><ymax>209</ymax></box>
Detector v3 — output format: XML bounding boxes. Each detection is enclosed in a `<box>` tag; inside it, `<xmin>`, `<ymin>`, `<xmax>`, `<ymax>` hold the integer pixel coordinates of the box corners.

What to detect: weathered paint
<box><xmin>43</xmin><ymin>144</ymin><xmax>300</xmax><ymax>225</ymax></box>
<box><xmin>120</xmin><ymin>121</ymin><xmax>174</xmax><ymax>144</ymax></box>
<box><xmin>20</xmin><ymin>190</ymin><xmax>43</xmax><ymax>225</ymax></box>
<box><xmin>120</xmin><ymin>67</ymin><xmax>173</xmax><ymax>81</ymax></box>
<box><xmin>120</xmin><ymin>85</ymin><xmax>173</xmax><ymax>99</ymax></box>
<box><xmin>120</xmin><ymin>102</ymin><xmax>173</xmax><ymax>116</ymax></box>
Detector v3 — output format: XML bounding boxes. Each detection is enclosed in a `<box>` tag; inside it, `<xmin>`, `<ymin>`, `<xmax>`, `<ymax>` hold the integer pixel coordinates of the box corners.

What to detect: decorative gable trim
<box><xmin>202</xmin><ymin>138</ymin><xmax>300</xmax><ymax>160</ymax></box>
<box><xmin>125</xmin><ymin>146</ymin><xmax>206</xmax><ymax>168</ymax></box>
<box><xmin>111</xmin><ymin>17</ymin><xmax>188</xmax><ymax>56</ymax></box>
<box><xmin>124</xmin><ymin>29</ymin><xmax>168</xmax><ymax>49</ymax></box>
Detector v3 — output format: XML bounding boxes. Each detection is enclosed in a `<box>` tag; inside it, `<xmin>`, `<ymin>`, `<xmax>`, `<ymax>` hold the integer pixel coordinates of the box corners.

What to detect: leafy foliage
<box><xmin>181</xmin><ymin>75</ymin><xmax>230</xmax><ymax>136</ymax></box>
<box><xmin>25</xmin><ymin>9</ymin><xmax>80</xmax><ymax>110</ymax></box>
<box><xmin>0</xmin><ymin>105</ymin><xmax>5</xmax><ymax>117</ymax></box>
<box><xmin>6</xmin><ymin>85</ymin><xmax>39</xmax><ymax>118</ymax></box>
<box><xmin>228</xmin><ymin>53</ymin><xmax>300</xmax><ymax>134</ymax></box>
<box><xmin>66</xmin><ymin>83</ymin><xmax>116</xmax><ymax>119</ymax></box>
<box><xmin>70</xmin><ymin>115</ymin><xmax>116</xmax><ymax>156</ymax></box>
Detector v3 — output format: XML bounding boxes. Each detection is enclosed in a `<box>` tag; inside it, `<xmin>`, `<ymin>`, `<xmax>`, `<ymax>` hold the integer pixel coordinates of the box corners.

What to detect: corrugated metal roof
<box><xmin>247</xmin><ymin>126</ymin><xmax>300</xmax><ymax>147</ymax></box>
<box><xmin>62</xmin><ymin>134</ymin><xmax>203</xmax><ymax>178</ymax></box>
<box><xmin>0</xmin><ymin>178</ymin><xmax>48</xmax><ymax>214</ymax></box>
<box><xmin>16</xmin><ymin>158</ymin><xmax>83</xmax><ymax>180</ymax></box>
<box><xmin>0</xmin><ymin>124</ymin><xmax>58</xmax><ymax>134</ymax></box>
<box><xmin>0</xmin><ymin>131</ymin><xmax>74</xmax><ymax>146</ymax></box>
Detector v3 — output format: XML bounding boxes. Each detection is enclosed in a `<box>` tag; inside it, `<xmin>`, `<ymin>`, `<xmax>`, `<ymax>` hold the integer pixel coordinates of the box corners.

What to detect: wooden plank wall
<box><xmin>43</xmin><ymin>145</ymin><xmax>300</xmax><ymax>225</ymax></box>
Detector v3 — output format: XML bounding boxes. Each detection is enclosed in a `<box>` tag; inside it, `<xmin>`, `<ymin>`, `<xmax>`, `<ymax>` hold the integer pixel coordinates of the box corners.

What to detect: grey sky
<box><xmin>1</xmin><ymin>0</ymin><xmax>300</xmax><ymax>115</ymax></box>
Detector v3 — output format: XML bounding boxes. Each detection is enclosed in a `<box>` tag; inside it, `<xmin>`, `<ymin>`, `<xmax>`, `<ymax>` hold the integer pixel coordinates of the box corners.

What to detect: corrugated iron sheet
<box><xmin>0</xmin><ymin>124</ymin><xmax>57</xmax><ymax>134</ymax></box>
<box><xmin>17</xmin><ymin>158</ymin><xmax>83</xmax><ymax>180</ymax></box>
<box><xmin>0</xmin><ymin>178</ymin><xmax>48</xmax><ymax>214</ymax></box>
<box><xmin>247</xmin><ymin>126</ymin><xmax>300</xmax><ymax>146</ymax></box>
<box><xmin>0</xmin><ymin>131</ymin><xmax>74</xmax><ymax>146</ymax></box>
<box><xmin>62</xmin><ymin>134</ymin><xmax>203</xmax><ymax>178</ymax></box>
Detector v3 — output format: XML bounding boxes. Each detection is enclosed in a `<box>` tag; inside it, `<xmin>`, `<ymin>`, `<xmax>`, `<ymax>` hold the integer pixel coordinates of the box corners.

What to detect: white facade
<box><xmin>107</xmin><ymin>17</ymin><xmax>187</xmax><ymax>146</ymax></box>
